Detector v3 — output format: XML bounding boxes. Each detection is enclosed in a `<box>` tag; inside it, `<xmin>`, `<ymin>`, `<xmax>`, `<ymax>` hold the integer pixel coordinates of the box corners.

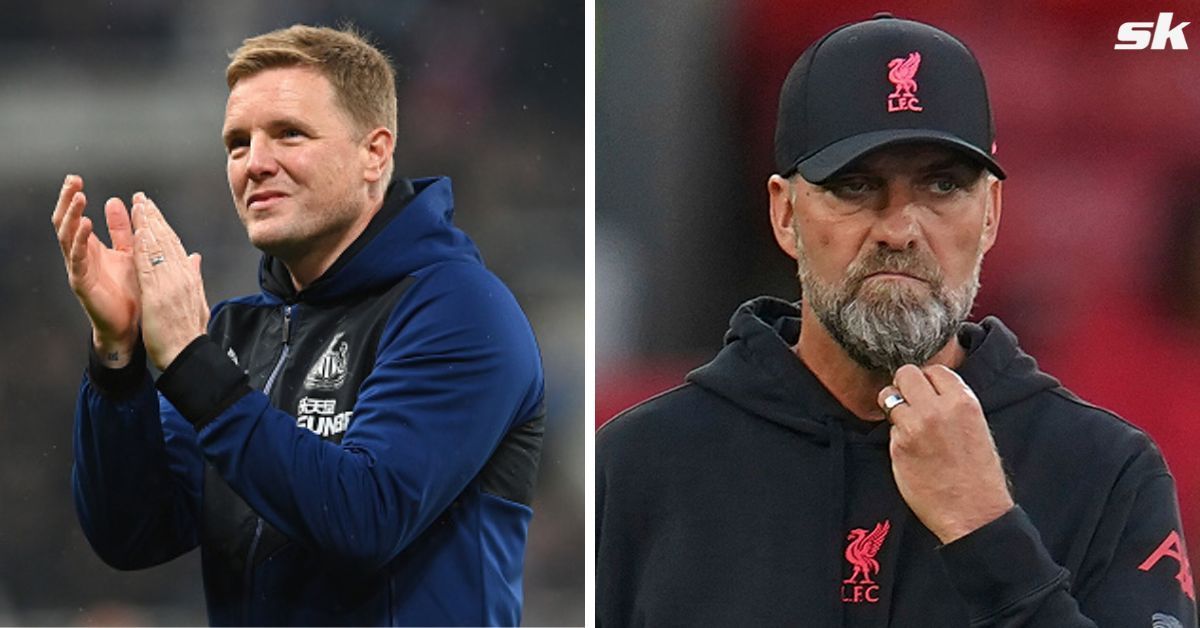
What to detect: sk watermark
<box><xmin>1115</xmin><ymin>13</ymin><xmax>1190</xmax><ymax>50</ymax></box>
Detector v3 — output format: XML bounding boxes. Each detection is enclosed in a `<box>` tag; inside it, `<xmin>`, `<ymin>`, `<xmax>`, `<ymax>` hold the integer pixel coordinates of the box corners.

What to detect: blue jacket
<box><xmin>73</xmin><ymin>177</ymin><xmax>546</xmax><ymax>626</ymax></box>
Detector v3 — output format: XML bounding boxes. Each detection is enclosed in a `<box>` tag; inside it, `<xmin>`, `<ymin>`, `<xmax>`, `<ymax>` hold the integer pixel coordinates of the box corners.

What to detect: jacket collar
<box><xmin>258</xmin><ymin>176</ymin><xmax>483</xmax><ymax>304</ymax></box>
<box><xmin>686</xmin><ymin>297</ymin><xmax>1060</xmax><ymax>443</ymax></box>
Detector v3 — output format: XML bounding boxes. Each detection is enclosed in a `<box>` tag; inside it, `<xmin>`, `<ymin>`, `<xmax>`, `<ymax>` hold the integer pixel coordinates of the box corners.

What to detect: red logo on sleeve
<box><xmin>1139</xmin><ymin>530</ymin><xmax>1195</xmax><ymax>601</ymax></box>
<box><xmin>842</xmin><ymin>520</ymin><xmax>890</xmax><ymax>604</ymax></box>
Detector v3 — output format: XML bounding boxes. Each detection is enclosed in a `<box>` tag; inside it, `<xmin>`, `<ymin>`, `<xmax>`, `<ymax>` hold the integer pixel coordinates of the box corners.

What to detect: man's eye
<box><xmin>929</xmin><ymin>178</ymin><xmax>961</xmax><ymax>194</ymax></box>
<box><xmin>828</xmin><ymin>179</ymin><xmax>875</xmax><ymax>197</ymax></box>
<box><xmin>282</xmin><ymin>128</ymin><xmax>305</xmax><ymax>139</ymax></box>
<box><xmin>226</xmin><ymin>139</ymin><xmax>249</xmax><ymax>154</ymax></box>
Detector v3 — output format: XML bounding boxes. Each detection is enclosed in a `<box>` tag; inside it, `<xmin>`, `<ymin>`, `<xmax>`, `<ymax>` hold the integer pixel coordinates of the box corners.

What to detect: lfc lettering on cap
<box><xmin>886</xmin><ymin>52</ymin><xmax>923</xmax><ymax>112</ymax></box>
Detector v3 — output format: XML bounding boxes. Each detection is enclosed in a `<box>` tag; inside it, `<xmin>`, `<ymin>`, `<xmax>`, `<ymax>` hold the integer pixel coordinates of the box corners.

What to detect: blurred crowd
<box><xmin>0</xmin><ymin>1</ymin><xmax>581</xmax><ymax>625</ymax></box>
<box><xmin>599</xmin><ymin>0</ymin><xmax>1200</xmax><ymax>572</ymax></box>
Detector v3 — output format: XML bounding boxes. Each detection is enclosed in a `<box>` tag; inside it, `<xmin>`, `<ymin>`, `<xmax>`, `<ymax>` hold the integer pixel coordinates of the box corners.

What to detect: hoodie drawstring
<box><xmin>828</xmin><ymin>419</ymin><xmax>847</xmax><ymax>627</ymax></box>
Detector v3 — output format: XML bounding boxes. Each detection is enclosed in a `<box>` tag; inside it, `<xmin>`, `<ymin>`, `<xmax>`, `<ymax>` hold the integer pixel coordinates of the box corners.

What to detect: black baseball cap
<box><xmin>774</xmin><ymin>14</ymin><xmax>1005</xmax><ymax>183</ymax></box>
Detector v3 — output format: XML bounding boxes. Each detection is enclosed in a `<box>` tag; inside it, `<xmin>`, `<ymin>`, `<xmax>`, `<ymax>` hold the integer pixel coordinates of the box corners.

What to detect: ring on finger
<box><xmin>149</xmin><ymin>253</ymin><xmax>166</xmax><ymax>267</ymax></box>
<box><xmin>882</xmin><ymin>392</ymin><xmax>907</xmax><ymax>416</ymax></box>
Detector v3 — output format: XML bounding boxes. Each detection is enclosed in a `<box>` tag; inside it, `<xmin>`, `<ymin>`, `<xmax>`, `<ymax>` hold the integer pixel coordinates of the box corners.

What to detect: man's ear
<box><xmin>362</xmin><ymin>127</ymin><xmax>395</xmax><ymax>183</ymax></box>
<box><xmin>980</xmin><ymin>176</ymin><xmax>1002</xmax><ymax>254</ymax></box>
<box><xmin>768</xmin><ymin>174</ymin><xmax>800</xmax><ymax>260</ymax></box>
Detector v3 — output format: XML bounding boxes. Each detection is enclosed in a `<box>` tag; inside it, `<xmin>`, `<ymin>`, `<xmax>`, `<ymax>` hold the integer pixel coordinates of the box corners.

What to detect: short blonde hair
<box><xmin>226</xmin><ymin>24</ymin><xmax>398</xmax><ymax>139</ymax></box>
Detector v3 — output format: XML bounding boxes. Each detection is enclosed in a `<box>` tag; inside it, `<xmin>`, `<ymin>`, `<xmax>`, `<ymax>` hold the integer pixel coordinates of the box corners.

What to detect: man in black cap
<box><xmin>597</xmin><ymin>15</ymin><xmax>1196</xmax><ymax>626</ymax></box>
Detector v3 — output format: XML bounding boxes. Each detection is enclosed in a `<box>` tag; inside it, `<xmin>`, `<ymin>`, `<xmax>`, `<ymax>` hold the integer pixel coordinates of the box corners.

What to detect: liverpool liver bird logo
<box><xmin>886</xmin><ymin>52</ymin><xmax>923</xmax><ymax>112</ymax></box>
<box><xmin>844</xmin><ymin>520</ymin><xmax>891</xmax><ymax>584</ymax></box>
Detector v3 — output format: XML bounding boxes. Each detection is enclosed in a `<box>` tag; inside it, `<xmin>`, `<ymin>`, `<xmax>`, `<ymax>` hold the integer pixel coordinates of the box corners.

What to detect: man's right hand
<box><xmin>52</xmin><ymin>175</ymin><xmax>141</xmax><ymax>368</ymax></box>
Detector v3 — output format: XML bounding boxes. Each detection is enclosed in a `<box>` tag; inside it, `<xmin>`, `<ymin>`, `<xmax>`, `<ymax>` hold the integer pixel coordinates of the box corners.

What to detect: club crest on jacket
<box><xmin>303</xmin><ymin>332</ymin><xmax>349</xmax><ymax>391</ymax></box>
<box><xmin>843</xmin><ymin>519</ymin><xmax>890</xmax><ymax>604</ymax></box>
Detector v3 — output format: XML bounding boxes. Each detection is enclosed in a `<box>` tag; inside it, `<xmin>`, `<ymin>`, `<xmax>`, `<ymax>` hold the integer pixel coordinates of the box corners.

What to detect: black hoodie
<box><xmin>598</xmin><ymin>297</ymin><xmax>1196</xmax><ymax>627</ymax></box>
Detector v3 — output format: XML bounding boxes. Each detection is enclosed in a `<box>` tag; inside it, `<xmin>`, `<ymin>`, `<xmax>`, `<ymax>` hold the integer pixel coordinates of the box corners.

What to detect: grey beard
<box><xmin>799</xmin><ymin>250</ymin><xmax>980</xmax><ymax>376</ymax></box>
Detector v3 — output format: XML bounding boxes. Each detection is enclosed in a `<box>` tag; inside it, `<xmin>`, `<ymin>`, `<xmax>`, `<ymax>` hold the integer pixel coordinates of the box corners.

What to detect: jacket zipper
<box><xmin>243</xmin><ymin>303</ymin><xmax>292</xmax><ymax>624</ymax></box>
<box><xmin>263</xmin><ymin>305</ymin><xmax>292</xmax><ymax>394</ymax></box>
<box><xmin>242</xmin><ymin>518</ymin><xmax>264</xmax><ymax>623</ymax></box>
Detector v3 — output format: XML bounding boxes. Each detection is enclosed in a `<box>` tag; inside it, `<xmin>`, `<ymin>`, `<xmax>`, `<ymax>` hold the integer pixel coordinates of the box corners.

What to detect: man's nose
<box><xmin>872</xmin><ymin>184</ymin><xmax>921</xmax><ymax>250</ymax></box>
<box><xmin>246</xmin><ymin>135</ymin><xmax>278</xmax><ymax>180</ymax></box>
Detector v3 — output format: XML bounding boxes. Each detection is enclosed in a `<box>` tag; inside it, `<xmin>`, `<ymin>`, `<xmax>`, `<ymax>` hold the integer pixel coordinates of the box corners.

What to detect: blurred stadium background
<box><xmin>599</xmin><ymin>0</ymin><xmax>1200</xmax><ymax>573</ymax></box>
<box><xmin>0</xmin><ymin>1</ymin><xmax>581</xmax><ymax>625</ymax></box>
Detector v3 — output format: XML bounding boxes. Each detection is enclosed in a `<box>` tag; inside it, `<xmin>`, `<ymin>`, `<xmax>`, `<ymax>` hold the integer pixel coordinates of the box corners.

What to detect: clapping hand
<box><xmin>53</xmin><ymin>175</ymin><xmax>209</xmax><ymax>371</ymax></box>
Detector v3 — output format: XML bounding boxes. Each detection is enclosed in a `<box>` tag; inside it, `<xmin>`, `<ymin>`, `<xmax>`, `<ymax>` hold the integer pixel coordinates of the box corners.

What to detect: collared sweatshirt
<box><xmin>598</xmin><ymin>297</ymin><xmax>1196</xmax><ymax>627</ymax></box>
<box><xmin>73</xmin><ymin>177</ymin><xmax>546</xmax><ymax>626</ymax></box>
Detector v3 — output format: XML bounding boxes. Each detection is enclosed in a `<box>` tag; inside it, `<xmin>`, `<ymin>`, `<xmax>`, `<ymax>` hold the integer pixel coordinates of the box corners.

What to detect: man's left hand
<box><xmin>131</xmin><ymin>193</ymin><xmax>210</xmax><ymax>370</ymax></box>
<box><xmin>879</xmin><ymin>364</ymin><xmax>1014</xmax><ymax>544</ymax></box>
